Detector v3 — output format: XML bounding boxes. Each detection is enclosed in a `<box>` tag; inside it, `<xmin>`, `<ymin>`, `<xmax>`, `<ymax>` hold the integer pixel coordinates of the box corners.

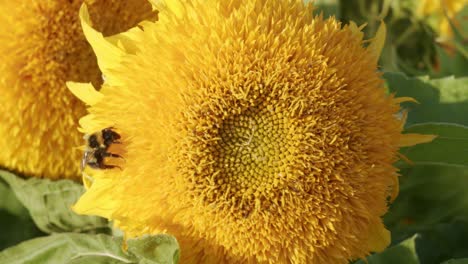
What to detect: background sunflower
<box><xmin>0</xmin><ymin>0</ymin><xmax>156</xmax><ymax>180</ymax></box>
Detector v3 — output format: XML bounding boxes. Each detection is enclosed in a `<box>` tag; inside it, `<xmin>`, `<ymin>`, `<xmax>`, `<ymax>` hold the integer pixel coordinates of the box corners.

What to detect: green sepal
<box><xmin>356</xmin><ymin>235</ymin><xmax>419</xmax><ymax>264</ymax></box>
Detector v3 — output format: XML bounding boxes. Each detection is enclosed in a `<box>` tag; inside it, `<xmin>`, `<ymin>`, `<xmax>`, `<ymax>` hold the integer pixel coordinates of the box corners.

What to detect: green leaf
<box><xmin>0</xmin><ymin>178</ymin><xmax>45</xmax><ymax>250</ymax></box>
<box><xmin>414</xmin><ymin>221</ymin><xmax>468</xmax><ymax>264</ymax></box>
<box><xmin>399</xmin><ymin>123</ymin><xmax>468</xmax><ymax>168</ymax></box>
<box><xmin>355</xmin><ymin>235</ymin><xmax>419</xmax><ymax>264</ymax></box>
<box><xmin>0</xmin><ymin>233</ymin><xmax>135</xmax><ymax>264</ymax></box>
<box><xmin>0</xmin><ymin>233</ymin><xmax>180</xmax><ymax>264</ymax></box>
<box><xmin>0</xmin><ymin>210</ymin><xmax>44</xmax><ymax>251</ymax></box>
<box><xmin>442</xmin><ymin>259</ymin><xmax>468</xmax><ymax>264</ymax></box>
<box><xmin>385</xmin><ymin>165</ymin><xmax>468</xmax><ymax>239</ymax></box>
<box><xmin>0</xmin><ymin>170</ymin><xmax>110</xmax><ymax>234</ymax></box>
<box><xmin>435</xmin><ymin>45</ymin><xmax>468</xmax><ymax>78</ymax></box>
<box><xmin>0</xmin><ymin>178</ymin><xmax>27</xmax><ymax>215</ymax></box>
<box><xmin>385</xmin><ymin>165</ymin><xmax>468</xmax><ymax>263</ymax></box>
<box><xmin>384</xmin><ymin>73</ymin><xmax>468</xmax><ymax>126</ymax></box>
<box><xmin>127</xmin><ymin>234</ymin><xmax>180</xmax><ymax>264</ymax></box>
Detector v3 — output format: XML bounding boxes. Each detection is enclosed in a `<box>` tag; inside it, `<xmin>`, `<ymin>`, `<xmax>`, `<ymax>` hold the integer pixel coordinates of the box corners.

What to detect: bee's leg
<box><xmin>103</xmin><ymin>152</ymin><xmax>125</xmax><ymax>160</ymax></box>
<box><xmin>87</xmin><ymin>161</ymin><xmax>101</xmax><ymax>169</ymax></box>
<box><xmin>101</xmin><ymin>164</ymin><xmax>123</xmax><ymax>170</ymax></box>
<box><xmin>87</xmin><ymin>161</ymin><xmax>122</xmax><ymax>170</ymax></box>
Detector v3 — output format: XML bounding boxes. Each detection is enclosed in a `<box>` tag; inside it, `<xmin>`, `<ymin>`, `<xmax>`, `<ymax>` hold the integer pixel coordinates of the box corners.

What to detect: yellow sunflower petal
<box><xmin>79</xmin><ymin>4</ymin><xmax>126</xmax><ymax>86</ymax></box>
<box><xmin>394</xmin><ymin>97</ymin><xmax>419</xmax><ymax>104</ymax></box>
<box><xmin>399</xmin><ymin>133</ymin><xmax>437</xmax><ymax>147</ymax></box>
<box><xmin>367</xmin><ymin>21</ymin><xmax>386</xmax><ymax>63</ymax></box>
<box><xmin>78</xmin><ymin>114</ymin><xmax>113</xmax><ymax>134</ymax></box>
<box><xmin>67</xmin><ymin>82</ymin><xmax>103</xmax><ymax>106</ymax></box>
<box><xmin>73</xmin><ymin>176</ymin><xmax>119</xmax><ymax>219</ymax></box>
<box><xmin>106</xmin><ymin>26</ymin><xmax>146</xmax><ymax>54</ymax></box>
<box><xmin>348</xmin><ymin>21</ymin><xmax>366</xmax><ymax>41</ymax></box>
<box><xmin>367</xmin><ymin>221</ymin><xmax>391</xmax><ymax>252</ymax></box>
<box><xmin>163</xmin><ymin>0</ymin><xmax>186</xmax><ymax>18</ymax></box>
<box><xmin>387</xmin><ymin>172</ymin><xmax>400</xmax><ymax>202</ymax></box>
<box><xmin>147</xmin><ymin>0</ymin><xmax>159</xmax><ymax>10</ymax></box>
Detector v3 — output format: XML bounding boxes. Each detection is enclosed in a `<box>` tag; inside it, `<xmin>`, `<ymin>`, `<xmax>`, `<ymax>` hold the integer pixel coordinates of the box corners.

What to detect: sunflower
<box><xmin>0</xmin><ymin>0</ymin><xmax>156</xmax><ymax>180</ymax></box>
<box><xmin>417</xmin><ymin>0</ymin><xmax>466</xmax><ymax>40</ymax></box>
<box><xmin>71</xmin><ymin>0</ymin><xmax>435</xmax><ymax>262</ymax></box>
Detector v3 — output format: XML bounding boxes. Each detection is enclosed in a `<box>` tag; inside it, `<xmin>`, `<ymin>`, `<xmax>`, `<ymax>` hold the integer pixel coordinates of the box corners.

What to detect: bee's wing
<box><xmin>81</xmin><ymin>151</ymin><xmax>92</xmax><ymax>171</ymax></box>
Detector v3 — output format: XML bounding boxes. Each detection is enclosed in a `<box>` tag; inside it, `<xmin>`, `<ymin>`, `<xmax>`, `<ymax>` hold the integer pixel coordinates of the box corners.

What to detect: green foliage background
<box><xmin>0</xmin><ymin>0</ymin><xmax>467</xmax><ymax>263</ymax></box>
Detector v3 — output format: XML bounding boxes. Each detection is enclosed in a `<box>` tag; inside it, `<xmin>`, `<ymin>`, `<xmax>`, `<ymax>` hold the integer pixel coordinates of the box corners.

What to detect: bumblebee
<box><xmin>81</xmin><ymin>127</ymin><xmax>123</xmax><ymax>171</ymax></box>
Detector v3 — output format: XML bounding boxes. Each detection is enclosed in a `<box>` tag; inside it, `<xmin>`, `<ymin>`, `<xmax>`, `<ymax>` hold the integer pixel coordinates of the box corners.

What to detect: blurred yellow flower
<box><xmin>71</xmin><ymin>0</ymin><xmax>435</xmax><ymax>262</ymax></box>
<box><xmin>417</xmin><ymin>0</ymin><xmax>466</xmax><ymax>39</ymax></box>
<box><xmin>0</xmin><ymin>0</ymin><xmax>156</xmax><ymax>180</ymax></box>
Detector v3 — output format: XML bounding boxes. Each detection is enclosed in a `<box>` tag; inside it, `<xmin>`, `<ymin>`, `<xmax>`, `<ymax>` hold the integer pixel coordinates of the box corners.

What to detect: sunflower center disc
<box><xmin>212</xmin><ymin>106</ymin><xmax>294</xmax><ymax>215</ymax></box>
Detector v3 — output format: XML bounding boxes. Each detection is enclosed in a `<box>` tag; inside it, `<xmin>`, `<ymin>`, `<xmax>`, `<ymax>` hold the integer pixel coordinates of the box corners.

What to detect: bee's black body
<box><xmin>81</xmin><ymin>127</ymin><xmax>122</xmax><ymax>171</ymax></box>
